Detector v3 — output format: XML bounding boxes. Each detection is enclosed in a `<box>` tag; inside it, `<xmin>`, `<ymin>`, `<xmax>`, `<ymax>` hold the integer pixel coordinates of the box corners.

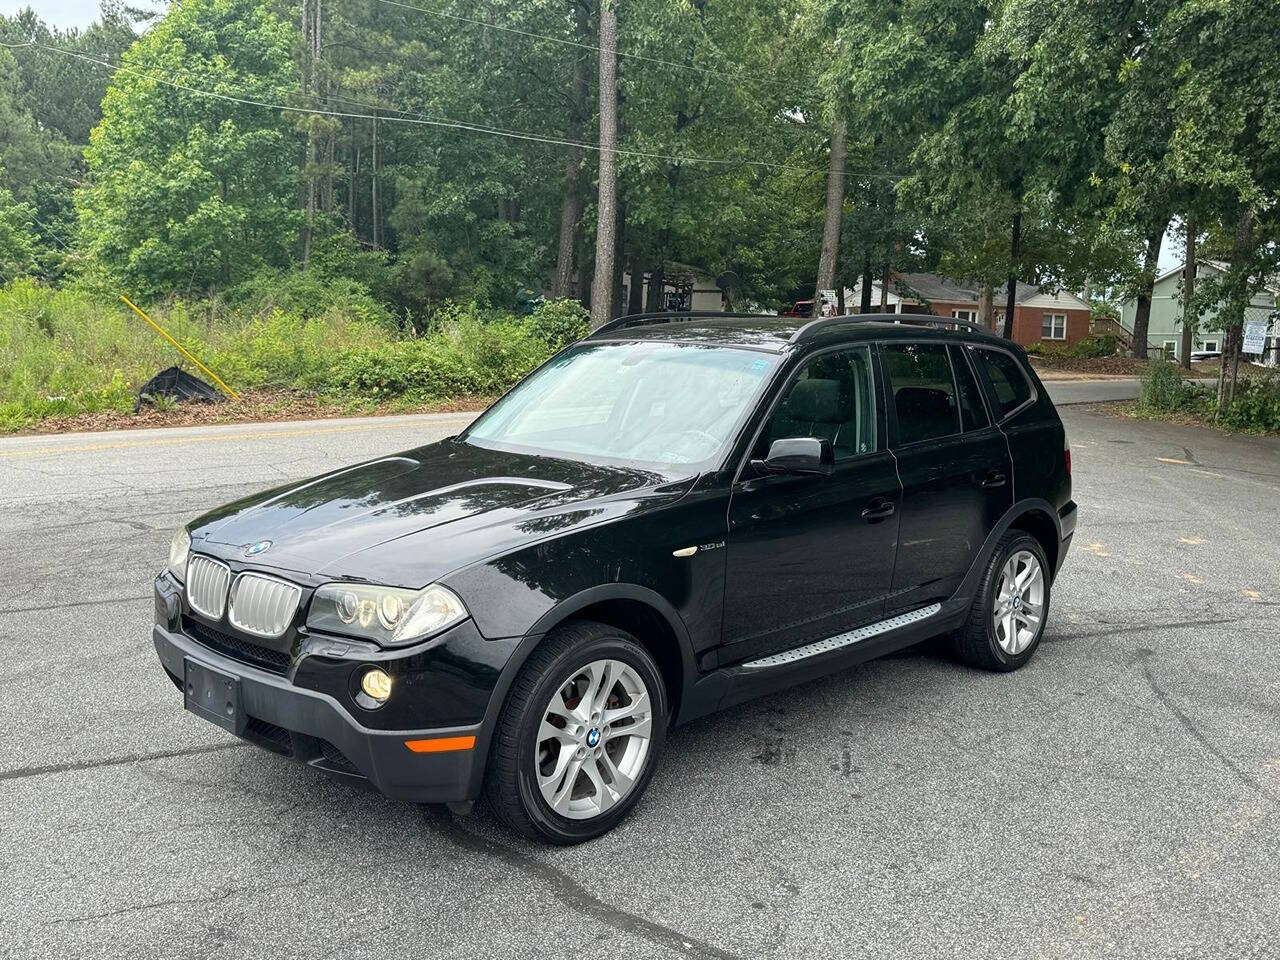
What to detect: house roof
<box><xmin>1153</xmin><ymin>260</ymin><xmax>1280</xmax><ymax>295</ymax></box>
<box><xmin>891</xmin><ymin>272</ymin><xmax>1085</xmax><ymax>307</ymax></box>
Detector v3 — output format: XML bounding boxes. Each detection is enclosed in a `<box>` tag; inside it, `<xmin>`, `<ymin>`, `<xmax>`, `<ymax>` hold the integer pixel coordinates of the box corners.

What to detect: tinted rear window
<box><xmin>882</xmin><ymin>343</ymin><xmax>961</xmax><ymax>445</ymax></box>
<box><xmin>950</xmin><ymin>345</ymin><xmax>990</xmax><ymax>431</ymax></box>
<box><xmin>973</xmin><ymin>348</ymin><xmax>1033</xmax><ymax>418</ymax></box>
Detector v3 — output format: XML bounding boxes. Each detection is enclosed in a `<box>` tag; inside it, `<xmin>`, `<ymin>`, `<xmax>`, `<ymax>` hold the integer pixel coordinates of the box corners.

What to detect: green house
<box><xmin>1119</xmin><ymin>261</ymin><xmax>1279</xmax><ymax>363</ymax></box>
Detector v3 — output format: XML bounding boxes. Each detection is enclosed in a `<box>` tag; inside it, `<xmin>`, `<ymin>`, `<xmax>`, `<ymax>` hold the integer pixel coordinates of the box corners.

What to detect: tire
<box><xmin>951</xmin><ymin>531</ymin><xmax>1051</xmax><ymax>672</ymax></box>
<box><xmin>483</xmin><ymin>620</ymin><xmax>668</xmax><ymax>844</ymax></box>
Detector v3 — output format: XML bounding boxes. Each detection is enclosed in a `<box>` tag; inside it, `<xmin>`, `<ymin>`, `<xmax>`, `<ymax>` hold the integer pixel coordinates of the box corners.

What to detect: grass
<box><xmin>0</xmin><ymin>279</ymin><xmax>588</xmax><ymax>432</ymax></box>
<box><xmin>1133</xmin><ymin>360</ymin><xmax>1280</xmax><ymax>435</ymax></box>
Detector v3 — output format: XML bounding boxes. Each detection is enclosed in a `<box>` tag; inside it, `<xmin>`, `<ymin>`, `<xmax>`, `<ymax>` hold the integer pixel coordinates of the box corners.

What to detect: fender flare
<box><xmin>462</xmin><ymin>583</ymin><xmax>698</xmax><ymax>798</ymax></box>
<box><xmin>955</xmin><ymin>497</ymin><xmax>1063</xmax><ymax>602</ymax></box>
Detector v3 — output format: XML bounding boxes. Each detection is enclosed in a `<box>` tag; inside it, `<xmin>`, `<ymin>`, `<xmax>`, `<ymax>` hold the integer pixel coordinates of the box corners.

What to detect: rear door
<box><xmin>968</xmin><ymin>345</ymin><xmax>1067</xmax><ymax>507</ymax></box>
<box><xmin>720</xmin><ymin>344</ymin><xmax>901</xmax><ymax>664</ymax></box>
<box><xmin>881</xmin><ymin>341</ymin><xmax>1013</xmax><ymax>611</ymax></box>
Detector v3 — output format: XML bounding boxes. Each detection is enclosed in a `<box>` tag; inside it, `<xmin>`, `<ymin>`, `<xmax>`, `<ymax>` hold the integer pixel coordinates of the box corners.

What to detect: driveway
<box><xmin>1</xmin><ymin>407</ymin><xmax>1277</xmax><ymax>959</ymax></box>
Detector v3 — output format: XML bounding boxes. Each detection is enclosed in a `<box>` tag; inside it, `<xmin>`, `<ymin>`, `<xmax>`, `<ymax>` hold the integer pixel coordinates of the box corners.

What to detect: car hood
<box><xmin>189</xmin><ymin>439</ymin><xmax>690</xmax><ymax>587</ymax></box>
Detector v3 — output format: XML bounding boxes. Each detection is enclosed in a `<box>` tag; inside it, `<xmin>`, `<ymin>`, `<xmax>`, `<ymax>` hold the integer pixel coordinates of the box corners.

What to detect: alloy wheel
<box><xmin>535</xmin><ymin>658</ymin><xmax>653</xmax><ymax>820</ymax></box>
<box><xmin>992</xmin><ymin>549</ymin><xmax>1045</xmax><ymax>655</ymax></box>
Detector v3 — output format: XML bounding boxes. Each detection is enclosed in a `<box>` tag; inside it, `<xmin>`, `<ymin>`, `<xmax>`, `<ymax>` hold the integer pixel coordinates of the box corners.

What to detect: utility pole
<box><xmin>589</xmin><ymin>0</ymin><xmax>619</xmax><ymax>329</ymax></box>
<box><xmin>814</xmin><ymin>118</ymin><xmax>847</xmax><ymax>318</ymax></box>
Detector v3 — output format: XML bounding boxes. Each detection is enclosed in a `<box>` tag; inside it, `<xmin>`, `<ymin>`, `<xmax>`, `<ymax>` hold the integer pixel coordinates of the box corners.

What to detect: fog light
<box><xmin>361</xmin><ymin>668</ymin><xmax>393</xmax><ymax>703</ymax></box>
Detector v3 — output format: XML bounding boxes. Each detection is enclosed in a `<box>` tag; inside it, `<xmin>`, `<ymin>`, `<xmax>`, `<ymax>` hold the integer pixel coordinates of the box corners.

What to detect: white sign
<box><xmin>1242</xmin><ymin>319</ymin><xmax>1268</xmax><ymax>355</ymax></box>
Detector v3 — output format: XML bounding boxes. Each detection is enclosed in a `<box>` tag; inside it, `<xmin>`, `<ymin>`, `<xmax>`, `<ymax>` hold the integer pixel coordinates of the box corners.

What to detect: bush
<box><xmin>1138</xmin><ymin>360</ymin><xmax>1194</xmax><ymax>413</ymax></box>
<box><xmin>330</xmin><ymin>306</ymin><xmax>553</xmax><ymax>401</ymax></box>
<box><xmin>1072</xmin><ymin>335</ymin><xmax>1117</xmax><ymax>358</ymax></box>
<box><xmin>526</xmin><ymin>298</ymin><xmax>590</xmax><ymax>350</ymax></box>
<box><xmin>1220</xmin><ymin>374</ymin><xmax>1280</xmax><ymax>434</ymax></box>
<box><xmin>0</xmin><ymin>279</ymin><xmax>568</xmax><ymax>430</ymax></box>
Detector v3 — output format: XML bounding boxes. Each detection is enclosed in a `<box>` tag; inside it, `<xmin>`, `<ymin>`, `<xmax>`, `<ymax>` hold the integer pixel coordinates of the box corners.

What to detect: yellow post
<box><xmin>120</xmin><ymin>295</ymin><xmax>241</xmax><ymax>402</ymax></box>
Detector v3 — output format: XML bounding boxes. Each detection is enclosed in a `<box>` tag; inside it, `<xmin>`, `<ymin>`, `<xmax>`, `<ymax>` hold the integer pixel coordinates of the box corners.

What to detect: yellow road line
<box><xmin>0</xmin><ymin>417</ymin><xmax>469</xmax><ymax>460</ymax></box>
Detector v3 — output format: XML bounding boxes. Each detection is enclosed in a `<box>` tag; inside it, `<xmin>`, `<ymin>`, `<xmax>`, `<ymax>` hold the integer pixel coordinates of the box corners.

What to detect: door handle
<box><xmin>980</xmin><ymin>471</ymin><xmax>1007</xmax><ymax>488</ymax></box>
<box><xmin>861</xmin><ymin>498</ymin><xmax>896</xmax><ymax>521</ymax></box>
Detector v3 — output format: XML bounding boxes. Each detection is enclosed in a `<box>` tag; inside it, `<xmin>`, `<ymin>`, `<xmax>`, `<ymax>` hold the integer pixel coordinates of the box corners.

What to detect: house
<box><xmin>847</xmin><ymin>272</ymin><xmax>1092</xmax><ymax>347</ymax></box>
<box><xmin>1119</xmin><ymin>261</ymin><xmax>1280</xmax><ymax>363</ymax></box>
<box><xmin>622</xmin><ymin>262</ymin><xmax>725</xmax><ymax>313</ymax></box>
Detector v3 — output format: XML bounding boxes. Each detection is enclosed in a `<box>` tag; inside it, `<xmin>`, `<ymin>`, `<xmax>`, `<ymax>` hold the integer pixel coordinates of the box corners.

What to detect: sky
<box><xmin>0</xmin><ymin>0</ymin><xmax>162</xmax><ymax>30</ymax></box>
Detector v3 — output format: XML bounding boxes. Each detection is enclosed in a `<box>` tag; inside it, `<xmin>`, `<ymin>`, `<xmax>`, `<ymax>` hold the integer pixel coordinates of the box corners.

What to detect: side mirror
<box><xmin>758</xmin><ymin>437</ymin><xmax>834</xmax><ymax>476</ymax></box>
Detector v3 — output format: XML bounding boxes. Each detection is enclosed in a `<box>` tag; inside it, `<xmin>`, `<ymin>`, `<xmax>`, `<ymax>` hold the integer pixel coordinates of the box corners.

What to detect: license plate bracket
<box><xmin>183</xmin><ymin>658</ymin><xmax>244</xmax><ymax>735</ymax></box>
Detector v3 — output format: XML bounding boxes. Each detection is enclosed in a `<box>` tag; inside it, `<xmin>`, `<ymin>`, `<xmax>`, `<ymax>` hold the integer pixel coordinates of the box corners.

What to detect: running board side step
<box><xmin>740</xmin><ymin>603</ymin><xmax>943</xmax><ymax>670</ymax></box>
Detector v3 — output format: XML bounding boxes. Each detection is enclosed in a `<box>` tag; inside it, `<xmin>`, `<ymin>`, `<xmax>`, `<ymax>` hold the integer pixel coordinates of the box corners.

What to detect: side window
<box><xmin>973</xmin><ymin>348</ymin><xmax>1034</xmax><ymax>419</ymax></box>
<box><xmin>882</xmin><ymin>343</ymin><xmax>961</xmax><ymax>445</ymax></box>
<box><xmin>951</xmin><ymin>345</ymin><xmax>990</xmax><ymax>431</ymax></box>
<box><xmin>755</xmin><ymin>346</ymin><xmax>877</xmax><ymax>461</ymax></box>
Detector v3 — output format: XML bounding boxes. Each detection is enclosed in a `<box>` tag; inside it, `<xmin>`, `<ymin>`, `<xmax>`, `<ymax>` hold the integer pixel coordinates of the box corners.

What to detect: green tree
<box><xmin>0</xmin><ymin>170</ymin><xmax>37</xmax><ymax>281</ymax></box>
<box><xmin>76</xmin><ymin>0</ymin><xmax>300</xmax><ymax>297</ymax></box>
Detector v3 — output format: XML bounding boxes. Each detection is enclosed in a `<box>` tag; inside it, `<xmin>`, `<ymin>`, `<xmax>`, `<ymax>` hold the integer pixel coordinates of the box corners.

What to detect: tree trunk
<box><xmin>1130</xmin><ymin>217</ymin><xmax>1170</xmax><ymax>359</ymax></box>
<box><xmin>1001</xmin><ymin>208</ymin><xmax>1021</xmax><ymax>340</ymax></box>
<box><xmin>1181</xmin><ymin>223</ymin><xmax>1195</xmax><ymax>370</ymax></box>
<box><xmin>349</xmin><ymin>142</ymin><xmax>359</xmax><ymax>236</ymax></box>
<box><xmin>813</xmin><ymin>118</ymin><xmax>847</xmax><ymax>318</ymax></box>
<box><xmin>1218</xmin><ymin>209</ymin><xmax>1256</xmax><ymax>414</ymax></box>
<box><xmin>836</xmin><ymin>284</ymin><xmax>845</xmax><ymax>315</ymax></box>
<box><xmin>879</xmin><ymin>262</ymin><xmax>890</xmax><ymax>311</ymax></box>
<box><xmin>589</xmin><ymin>1</ymin><xmax>619</xmax><ymax>329</ymax></box>
<box><xmin>626</xmin><ymin>258</ymin><xmax>645</xmax><ymax>314</ymax></box>
<box><xmin>979</xmin><ymin>284</ymin><xmax>994</xmax><ymax>330</ymax></box>
<box><xmin>552</xmin><ymin>4</ymin><xmax>591</xmax><ymax>300</ymax></box>
<box><xmin>859</xmin><ymin>257</ymin><xmax>873</xmax><ymax>313</ymax></box>
<box><xmin>371</xmin><ymin>116</ymin><xmax>380</xmax><ymax>249</ymax></box>
<box><xmin>646</xmin><ymin>262</ymin><xmax>665</xmax><ymax>312</ymax></box>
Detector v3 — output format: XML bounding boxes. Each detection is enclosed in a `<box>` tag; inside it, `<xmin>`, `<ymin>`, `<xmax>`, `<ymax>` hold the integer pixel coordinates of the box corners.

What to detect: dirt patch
<box><xmin>12</xmin><ymin>389</ymin><xmax>492</xmax><ymax>437</ymax></box>
<box><xmin>1028</xmin><ymin>355</ymin><xmax>1220</xmax><ymax>379</ymax></box>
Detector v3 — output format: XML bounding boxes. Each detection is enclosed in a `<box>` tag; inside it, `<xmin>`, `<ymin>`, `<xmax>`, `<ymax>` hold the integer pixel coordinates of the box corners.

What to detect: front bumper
<box><xmin>151</xmin><ymin>624</ymin><xmax>488</xmax><ymax>803</ymax></box>
<box><xmin>154</xmin><ymin>623</ymin><xmax>486</xmax><ymax>802</ymax></box>
<box><xmin>151</xmin><ymin>569</ymin><xmax>523</xmax><ymax>804</ymax></box>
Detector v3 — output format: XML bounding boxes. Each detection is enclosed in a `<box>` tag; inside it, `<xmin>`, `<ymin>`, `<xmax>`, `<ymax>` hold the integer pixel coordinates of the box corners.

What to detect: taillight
<box><xmin>1064</xmin><ymin>431</ymin><xmax>1071</xmax><ymax>474</ymax></box>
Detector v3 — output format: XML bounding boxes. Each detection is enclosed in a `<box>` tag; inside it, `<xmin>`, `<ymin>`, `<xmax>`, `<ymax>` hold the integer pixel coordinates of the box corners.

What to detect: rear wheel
<box><xmin>483</xmin><ymin>620</ymin><xmax>667</xmax><ymax>844</ymax></box>
<box><xmin>951</xmin><ymin>531</ymin><xmax>1050</xmax><ymax>671</ymax></box>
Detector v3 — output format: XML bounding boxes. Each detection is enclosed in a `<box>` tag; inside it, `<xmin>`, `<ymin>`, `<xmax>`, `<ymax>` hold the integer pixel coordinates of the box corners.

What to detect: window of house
<box><xmin>952</xmin><ymin>309</ymin><xmax>977</xmax><ymax>324</ymax></box>
<box><xmin>1203</xmin><ymin>340</ymin><xmax>1219</xmax><ymax>352</ymax></box>
<box><xmin>755</xmin><ymin>346</ymin><xmax>877</xmax><ymax>461</ymax></box>
<box><xmin>1163</xmin><ymin>341</ymin><xmax>1177</xmax><ymax>359</ymax></box>
<box><xmin>972</xmin><ymin>348</ymin><xmax>1034</xmax><ymax>419</ymax></box>
<box><xmin>1042</xmin><ymin>313</ymin><xmax>1067</xmax><ymax>340</ymax></box>
<box><xmin>881</xmin><ymin>343</ymin><xmax>962</xmax><ymax>445</ymax></box>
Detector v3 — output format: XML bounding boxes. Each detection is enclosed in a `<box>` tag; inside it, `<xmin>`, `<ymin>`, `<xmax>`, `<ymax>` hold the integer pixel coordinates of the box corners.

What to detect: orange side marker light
<box><xmin>404</xmin><ymin>735</ymin><xmax>476</xmax><ymax>753</ymax></box>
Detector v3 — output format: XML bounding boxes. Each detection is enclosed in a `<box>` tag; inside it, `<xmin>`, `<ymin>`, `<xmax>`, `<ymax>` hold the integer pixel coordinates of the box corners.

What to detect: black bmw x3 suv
<box><xmin>153</xmin><ymin>312</ymin><xmax>1075</xmax><ymax>843</ymax></box>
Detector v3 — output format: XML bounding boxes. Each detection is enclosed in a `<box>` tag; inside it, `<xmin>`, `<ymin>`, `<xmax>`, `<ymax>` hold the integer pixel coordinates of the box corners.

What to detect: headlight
<box><xmin>307</xmin><ymin>582</ymin><xmax>467</xmax><ymax>646</ymax></box>
<box><xmin>168</xmin><ymin>528</ymin><xmax>191</xmax><ymax>580</ymax></box>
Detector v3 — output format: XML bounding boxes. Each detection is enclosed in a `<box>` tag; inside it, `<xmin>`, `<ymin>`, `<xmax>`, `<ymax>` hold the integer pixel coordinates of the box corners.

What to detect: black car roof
<box><xmin>585</xmin><ymin>311</ymin><xmax>1012</xmax><ymax>354</ymax></box>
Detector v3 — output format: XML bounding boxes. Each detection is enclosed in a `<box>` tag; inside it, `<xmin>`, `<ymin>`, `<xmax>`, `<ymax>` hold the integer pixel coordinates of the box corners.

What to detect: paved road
<box><xmin>2</xmin><ymin>403</ymin><xmax>1278</xmax><ymax>959</ymax></box>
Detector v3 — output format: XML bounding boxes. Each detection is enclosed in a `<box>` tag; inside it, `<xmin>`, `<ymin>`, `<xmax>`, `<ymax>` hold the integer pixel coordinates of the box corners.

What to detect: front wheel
<box><xmin>951</xmin><ymin>531</ymin><xmax>1050</xmax><ymax>671</ymax></box>
<box><xmin>483</xmin><ymin>620</ymin><xmax>667</xmax><ymax>844</ymax></box>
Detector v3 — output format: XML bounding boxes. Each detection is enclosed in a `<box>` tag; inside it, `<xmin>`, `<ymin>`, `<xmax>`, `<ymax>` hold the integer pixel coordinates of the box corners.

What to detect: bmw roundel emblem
<box><xmin>586</xmin><ymin>728</ymin><xmax>601</xmax><ymax>747</ymax></box>
<box><xmin>244</xmin><ymin>540</ymin><xmax>272</xmax><ymax>557</ymax></box>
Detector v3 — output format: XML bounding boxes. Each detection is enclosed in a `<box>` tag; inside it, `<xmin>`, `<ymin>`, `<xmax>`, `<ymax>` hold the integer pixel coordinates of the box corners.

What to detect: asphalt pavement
<box><xmin>1</xmin><ymin>392</ymin><xmax>1278</xmax><ymax>959</ymax></box>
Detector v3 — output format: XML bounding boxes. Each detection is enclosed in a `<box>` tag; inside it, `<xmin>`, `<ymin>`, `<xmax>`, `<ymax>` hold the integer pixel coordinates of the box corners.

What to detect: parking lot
<box><xmin>1</xmin><ymin>397</ymin><xmax>1277</xmax><ymax>959</ymax></box>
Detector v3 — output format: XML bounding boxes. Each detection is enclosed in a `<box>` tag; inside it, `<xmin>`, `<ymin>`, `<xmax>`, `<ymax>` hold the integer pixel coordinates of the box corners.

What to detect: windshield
<box><xmin>462</xmin><ymin>341</ymin><xmax>778</xmax><ymax>470</ymax></box>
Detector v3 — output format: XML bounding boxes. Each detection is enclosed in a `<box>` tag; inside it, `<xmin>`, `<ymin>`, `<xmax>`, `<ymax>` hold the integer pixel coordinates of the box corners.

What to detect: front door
<box><xmin>881</xmin><ymin>341</ymin><xmax>1014</xmax><ymax>610</ymax></box>
<box><xmin>721</xmin><ymin>345</ymin><xmax>901</xmax><ymax>665</ymax></box>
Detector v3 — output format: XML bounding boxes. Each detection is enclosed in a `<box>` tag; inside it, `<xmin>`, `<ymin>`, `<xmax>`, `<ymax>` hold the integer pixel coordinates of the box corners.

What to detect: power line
<box><xmin>370</xmin><ymin>0</ymin><xmax>808</xmax><ymax>94</ymax></box>
<box><xmin>6</xmin><ymin>40</ymin><xmax>854</xmax><ymax>176</ymax></box>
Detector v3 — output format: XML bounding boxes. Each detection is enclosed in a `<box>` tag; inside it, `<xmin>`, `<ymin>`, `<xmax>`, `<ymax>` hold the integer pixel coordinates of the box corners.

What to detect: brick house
<box><xmin>848</xmin><ymin>272</ymin><xmax>1092</xmax><ymax>347</ymax></box>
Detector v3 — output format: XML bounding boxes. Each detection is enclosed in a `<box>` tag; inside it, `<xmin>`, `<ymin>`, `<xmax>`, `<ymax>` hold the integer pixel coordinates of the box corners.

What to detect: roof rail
<box><xmin>590</xmin><ymin>310</ymin><xmax>764</xmax><ymax>337</ymax></box>
<box><xmin>790</xmin><ymin>313</ymin><xmax>993</xmax><ymax>343</ymax></box>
